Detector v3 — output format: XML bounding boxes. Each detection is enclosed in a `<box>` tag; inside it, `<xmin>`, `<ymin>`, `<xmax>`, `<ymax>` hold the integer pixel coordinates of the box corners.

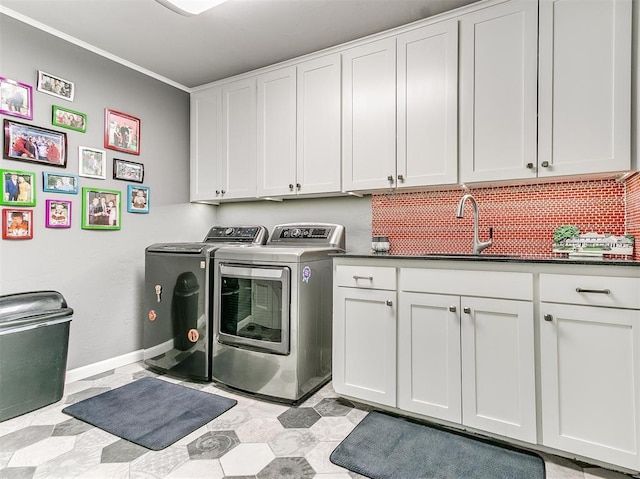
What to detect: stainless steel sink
<box><xmin>421</xmin><ymin>253</ymin><xmax>521</xmax><ymax>259</ymax></box>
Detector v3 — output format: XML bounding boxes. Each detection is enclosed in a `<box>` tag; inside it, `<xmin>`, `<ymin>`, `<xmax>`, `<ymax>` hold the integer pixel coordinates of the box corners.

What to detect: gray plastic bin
<box><xmin>0</xmin><ymin>291</ymin><xmax>73</xmax><ymax>422</ymax></box>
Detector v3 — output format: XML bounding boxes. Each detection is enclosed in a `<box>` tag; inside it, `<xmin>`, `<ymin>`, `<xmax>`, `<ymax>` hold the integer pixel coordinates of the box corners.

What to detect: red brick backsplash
<box><xmin>372</xmin><ymin>178</ymin><xmax>637</xmax><ymax>259</ymax></box>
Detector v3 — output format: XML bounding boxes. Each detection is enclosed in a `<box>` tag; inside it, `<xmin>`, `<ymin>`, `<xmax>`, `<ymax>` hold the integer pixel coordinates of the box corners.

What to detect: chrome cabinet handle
<box><xmin>352</xmin><ymin>275</ymin><xmax>373</xmax><ymax>281</ymax></box>
<box><xmin>448</xmin><ymin>306</ymin><xmax>457</xmax><ymax>312</ymax></box>
<box><xmin>544</xmin><ymin>314</ymin><xmax>553</xmax><ymax>322</ymax></box>
<box><xmin>386</xmin><ymin>300</ymin><xmax>393</xmax><ymax>307</ymax></box>
<box><xmin>296</xmin><ymin>183</ymin><xmax>301</xmax><ymax>189</ymax></box>
<box><xmin>397</xmin><ymin>175</ymin><xmax>405</xmax><ymax>182</ymax></box>
<box><xmin>541</xmin><ymin>161</ymin><xmax>550</xmax><ymax>168</ymax></box>
<box><xmin>463</xmin><ymin>307</ymin><xmax>471</xmax><ymax>314</ymax></box>
<box><xmin>576</xmin><ymin>288</ymin><xmax>611</xmax><ymax>295</ymax></box>
<box><xmin>215</xmin><ymin>190</ymin><xmax>220</xmax><ymax>195</ymax></box>
<box><xmin>220</xmin><ymin>190</ymin><xmax>225</xmax><ymax>195</ymax></box>
<box><xmin>387</xmin><ymin>175</ymin><xmax>394</xmax><ymax>183</ymax></box>
<box><xmin>526</xmin><ymin>163</ymin><xmax>534</xmax><ymax>169</ymax></box>
<box><xmin>289</xmin><ymin>184</ymin><xmax>294</xmax><ymax>190</ymax></box>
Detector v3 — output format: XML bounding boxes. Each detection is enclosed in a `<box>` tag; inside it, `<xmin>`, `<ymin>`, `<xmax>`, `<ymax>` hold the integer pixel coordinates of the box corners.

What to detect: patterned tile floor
<box><xmin>0</xmin><ymin>361</ymin><xmax>636</xmax><ymax>479</ymax></box>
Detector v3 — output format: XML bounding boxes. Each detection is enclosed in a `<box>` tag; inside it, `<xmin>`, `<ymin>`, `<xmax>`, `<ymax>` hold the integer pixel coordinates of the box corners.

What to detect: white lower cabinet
<box><xmin>539</xmin><ymin>274</ymin><xmax>640</xmax><ymax>470</ymax></box>
<box><xmin>333</xmin><ymin>265</ymin><xmax>397</xmax><ymax>406</ymax></box>
<box><xmin>398</xmin><ymin>269</ymin><xmax>536</xmax><ymax>443</ymax></box>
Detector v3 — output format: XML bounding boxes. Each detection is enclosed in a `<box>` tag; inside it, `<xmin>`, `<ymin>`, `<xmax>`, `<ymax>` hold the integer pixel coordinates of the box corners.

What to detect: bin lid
<box><xmin>0</xmin><ymin>291</ymin><xmax>73</xmax><ymax>330</ymax></box>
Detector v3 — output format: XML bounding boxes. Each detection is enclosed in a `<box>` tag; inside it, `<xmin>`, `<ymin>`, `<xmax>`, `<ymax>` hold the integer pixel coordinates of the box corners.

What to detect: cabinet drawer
<box><xmin>540</xmin><ymin>274</ymin><xmax>640</xmax><ymax>309</ymax></box>
<box><xmin>400</xmin><ymin>268</ymin><xmax>532</xmax><ymax>301</ymax></box>
<box><xmin>335</xmin><ymin>265</ymin><xmax>396</xmax><ymax>290</ymax></box>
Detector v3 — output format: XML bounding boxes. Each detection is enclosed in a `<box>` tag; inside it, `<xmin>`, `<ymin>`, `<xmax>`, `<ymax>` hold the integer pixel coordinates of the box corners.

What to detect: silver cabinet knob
<box><xmin>289</xmin><ymin>184</ymin><xmax>294</xmax><ymax>190</ymax></box>
<box><xmin>541</xmin><ymin>161</ymin><xmax>550</xmax><ymax>168</ymax></box>
<box><xmin>386</xmin><ymin>300</ymin><xmax>393</xmax><ymax>307</ymax></box>
<box><xmin>387</xmin><ymin>175</ymin><xmax>394</xmax><ymax>183</ymax></box>
<box><xmin>397</xmin><ymin>175</ymin><xmax>405</xmax><ymax>182</ymax></box>
<box><xmin>463</xmin><ymin>307</ymin><xmax>471</xmax><ymax>314</ymax></box>
<box><xmin>448</xmin><ymin>306</ymin><xmax>457</xmax><ymax>312</ymax></box>
<box><xmin>544</xmin><ymin>314</ymin><xmax>553</xmax><ymax>322</ymax></box>
<box><xmin>215</xmin><ymin>190</ymin><xmax>220</xmax><ymax>195</ymax></box>
<box><xmin>526</xmin><ymin>163</ymin><xmax>534</xmax><ymax>169</ymax></box>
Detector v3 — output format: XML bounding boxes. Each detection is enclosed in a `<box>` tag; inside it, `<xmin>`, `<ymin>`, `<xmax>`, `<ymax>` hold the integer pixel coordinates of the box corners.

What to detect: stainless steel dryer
<box><xmin>143</xmin><ymin>225</ymin><xmax>268</xmax><ymax>381</ymax></box>
<box><xmin>212</xmin><ymin>223</ymin><xmax>345</xmax><ymax>402</ymax></box>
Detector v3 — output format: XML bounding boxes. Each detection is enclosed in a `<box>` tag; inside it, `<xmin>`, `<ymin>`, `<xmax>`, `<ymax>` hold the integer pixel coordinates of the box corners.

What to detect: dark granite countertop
<box><xmin>333</xmin><ymin>252</ymin><xmax>640</xmax><ymax>267</ymax></box>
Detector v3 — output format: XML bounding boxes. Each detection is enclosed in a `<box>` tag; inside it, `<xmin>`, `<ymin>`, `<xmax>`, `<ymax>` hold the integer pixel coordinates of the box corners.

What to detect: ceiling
<box><xmin>0</xmin><ymin>0</ymin><xmax>480</xmax><ymax>90</ymax></box>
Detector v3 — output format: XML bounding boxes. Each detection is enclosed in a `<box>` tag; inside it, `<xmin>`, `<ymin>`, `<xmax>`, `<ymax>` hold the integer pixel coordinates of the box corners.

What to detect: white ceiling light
<box><xmin>156</xmin><ymin>0</ymin><xmax>229</xmax><ymax>16</ymax></box>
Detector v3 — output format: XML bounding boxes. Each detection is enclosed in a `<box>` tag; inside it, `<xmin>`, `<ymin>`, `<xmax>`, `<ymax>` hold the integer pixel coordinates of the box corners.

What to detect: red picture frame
<box><xmin>104</xmin><ymin>108</ymin><xmax>140</xmax><ymax>155</ymax></box>
<box><xmin>2</xmin><ymin>208</ymin><xmax>33</xmax><ymax>239</ymax></box>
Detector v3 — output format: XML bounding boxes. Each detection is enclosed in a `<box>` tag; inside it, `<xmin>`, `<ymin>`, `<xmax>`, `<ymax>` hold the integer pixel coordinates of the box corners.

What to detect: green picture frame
<box><xmin>52</xmin><ymin>105</ymin><xmax>87</xmax><ymax>133</ymax></box>
<box><xmin>81</xmin><ymin>187</ymin><xmax>121</xmax><ymax>230</ymax></box>
<box><xmin>1</xmin><ymin>168</ymin><xmax>36</xmax><ymax>206</ymax></box>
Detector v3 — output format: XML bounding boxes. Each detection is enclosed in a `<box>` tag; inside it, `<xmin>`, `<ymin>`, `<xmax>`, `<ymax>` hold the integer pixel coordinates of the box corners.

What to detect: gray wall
<box><xmin>0</xmin><ymin>14</ymin><xmax>373</xmax><ymax>373</ymax></box>
<box><xmin>0</xmin><ymin>15</ymin><xmax>217</xmax><ymax>369</ymax></box>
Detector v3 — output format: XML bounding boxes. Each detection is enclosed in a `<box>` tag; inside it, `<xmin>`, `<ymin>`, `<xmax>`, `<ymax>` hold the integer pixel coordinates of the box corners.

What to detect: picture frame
<box><xmin>114</xmin><ymin>158</ymin><xmax>144</xmax><ymax>183</ymax></box>
<box><xmin>45</xmin><ymin>199</ymin><xmax>72</xmax><ymax>228</ymax></box>
<box><xmin>104</xmin><ymin>108</ymin><xmax>140</xmax><ymax>155</ymax></box>
<box><xmin>52</xmin><ymin>105</ymin><xmax>87</xmax><ymax>133</ymax></box>
<box><xmin>127</xmin><ymin>185</ymin><xmax>149</xmax><ymax>214</ymax></box>
<box><xmin>42</xmin><ymin>171</ymin><xmax>79</xmax><ymax>194</ymax></box>
<box><xmin>78</xmin><ymin>146</ymin><xmax>107</xmax><ymax>179</ymax></box>
<box><xmin>37</xmin><ymin>70</ymin><xmax>74</xmax><ymax>101</ymax></box>
<box><xmin>81</xmin><ymin>187</ymin><xmax>121</xmax><ymax>230</ymax></box>
<box><xmin>0</xmin><ymin>77</ymin><xmax>33</xmax><ymax>120</ymax></box>
<box><xmin>1</xmin><ymin>169</ymin><xmax>36</xmax><ymax>206</ymax></box>
<box><xmin>2</xmin><ymin>208</ymin><xmax>33</xmax><ymax>239</ymax></box>
<box><xmin>3</xmin><ymin>119</ymin><xmax>67</xmax><ymax>167</ymax></box>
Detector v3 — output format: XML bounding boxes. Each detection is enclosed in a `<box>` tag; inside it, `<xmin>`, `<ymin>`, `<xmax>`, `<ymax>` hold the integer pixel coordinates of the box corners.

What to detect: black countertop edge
<box><xmin>332</xmin><ymin>252</ymin><xmax>640</xmax><ymax>267</ymax></box>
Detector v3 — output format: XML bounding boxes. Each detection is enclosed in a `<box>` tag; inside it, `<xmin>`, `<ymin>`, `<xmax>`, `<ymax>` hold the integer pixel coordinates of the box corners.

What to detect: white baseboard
<box><xmin>65</xmin><ymin>350</ymin><xmax>144</xmax><ymax>384</ymax></box>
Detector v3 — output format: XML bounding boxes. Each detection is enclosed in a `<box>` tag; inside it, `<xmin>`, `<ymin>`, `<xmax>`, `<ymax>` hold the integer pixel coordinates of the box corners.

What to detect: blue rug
<box><xmin>330</xmin><ymin>411</ymin><xmax>545</xmax><ymax>479</ymax></box>
<box><xmin>63</xmin><ymin>377</ymin><xmax>236</xmax><ymax>450</ymax></box>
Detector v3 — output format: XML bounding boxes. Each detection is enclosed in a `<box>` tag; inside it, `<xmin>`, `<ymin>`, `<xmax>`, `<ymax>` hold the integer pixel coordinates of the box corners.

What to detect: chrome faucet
<box><xmin>456</xmin><ymin>194</ymin><xmax>493</xmax><ymax>255</ymax></box>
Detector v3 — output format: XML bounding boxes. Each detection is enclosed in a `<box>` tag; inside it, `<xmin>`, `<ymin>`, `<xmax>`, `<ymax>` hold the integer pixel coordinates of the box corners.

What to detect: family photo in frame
<box><xmin>104</xmin><ymin>108</ymin><xmax>140</xmax><ymax>155</ymax></box>
<box><xmin>43</xmin><ymin>171</ymin><xmax>79</xmax><ymax>194</ymax></box>
<box><xmin>2</xmin><ymin>208</ymin><xmax>33</xmax><ymax>239</ymax></box>
<box><xmin>0</xmin><ymin>76</ymin><xmax>33</xmax><ymax>120</ymax></box>
<box><xmin>37</xmin><ymin>70</ymin><xmax>75</xmax><ymax>102</ymax></box>
<box><xmin>78</xmin><ymin>146</ymin><xmax>106</xmax><ymax>179</ymax></box>
<box><xmin>114</xmin><ymin>158</ymin><xmax>144</xmax><ymax>183</ymax></box>
<box><xmin>3</xmin><ymin>119</ymin><xmax>67</xmax><ymax>167</ymax></box>
<box><xmin>53</xmin><ymin>105</ymin><xmax>87</xmax><ymax>133</ymax></box>
<box><xmin>82</xmin><ymin>187</ymin><xmax>121</xmax><ymax>230</ymax></box>
<box><xmin>1</xmin><ymin>169</ymin><xmax>36</xmax><ymax>206</ymax></box>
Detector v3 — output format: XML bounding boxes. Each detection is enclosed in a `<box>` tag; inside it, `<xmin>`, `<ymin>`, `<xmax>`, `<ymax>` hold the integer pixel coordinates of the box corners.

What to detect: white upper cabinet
<box><xmin>296</xmin><ymin>55</ymin><xmax>342</xmax><ymax>195</ymax></box>
<box><xmin>537</xmin><ymin>0</ymin><xmax>631</xmax><ymax>177</ymax></box>
<box><xmin>221</xmin><ymin>78</ymin><xmax>257</xmax><ymax>199</ymax></box>
<box><xmin>342</xmin><ymin>38</ymin><xmax>397</xmax><ymax>192</ymax></box>
<box><xmin>459</xmin><ymin>0</ymin><xmax>538</xmax><ymax>183</ymax></box>
<box><xmin>190</xmin><ymin>87</ymin><xmax>222</xmax><ymax>202</ymax></box>
<box><xmin>257</xmin><ymin>67</ymin><xmax>297</xmax><ymax>197</ymax></box>
<box><xmin>397</xmin><ymin>20</ymin><xmax>458</xmax><ymax>187</ymax></box>
<box><xmin>256</xmin><ymin>56</ymin><xmax>342</xmax><ymax>198</ymax></box>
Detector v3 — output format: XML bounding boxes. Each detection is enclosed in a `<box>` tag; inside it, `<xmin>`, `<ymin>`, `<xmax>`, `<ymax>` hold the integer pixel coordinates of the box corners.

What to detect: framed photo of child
<box><xmin>46</xmin><ymin>199</ymin><xmax>72</xmax><ymax>228</ymax></box>
<box><xmin>2</xmin><ymin>208</ymin><xmax>33</xmax><ymax>239</ymax></box>
<box><xmin>127</xmin><ymin>185</ymin><xmax>149</xmax><ymax>214</ymax></box>
<box><xmin>1</xmin><ymin>169</ymin><xmax>36</xmax><ymax>206</ymax></box>
<box><xmin>0</xmin><ymin>76</ymin><xmax>33</xmax><ymax>120</ymax></box>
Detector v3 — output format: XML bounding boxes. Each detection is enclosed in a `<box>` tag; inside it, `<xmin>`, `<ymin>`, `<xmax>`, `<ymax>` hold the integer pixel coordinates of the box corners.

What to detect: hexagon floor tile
<box><xmin>0</xmin><ymin>361</ymin><xmax>634</xmax><ymax>479</ymax></box>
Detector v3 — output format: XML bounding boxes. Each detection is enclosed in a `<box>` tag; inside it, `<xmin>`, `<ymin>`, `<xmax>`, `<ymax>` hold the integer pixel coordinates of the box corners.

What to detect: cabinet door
<box><xmin>257</xmin><ymin>67</ymin><xmax>297</xmax><ymax>197</ymax></box>
<box><xmin>459</xmin><ymin>0</ymin><xmax>538</xmax><ymax>183</ymax></box>
<box><xmin>538</xmin><ymin>0</ymin><xmax>631</xmax><ymax>177</ymax></box>
<box><xmin>333</xmin><ymin>287</ymin><xmax>396</xmax><ymax>406</ymax></box>
<box><xmin>190</xmin><ymin>87</ymin><xmax>222</xmax><ymax>202</ymax></box>
<box><xmin>540</xmin><ymin>303</ymin><xmax>640</xmax><ymax>470</ymax></box>
<box><xmin>397</xmin><ymin>20</ymin><xmax>458</xmax><ymax>188</ymax></box>
<box><xmin>461</xmin><ymin>297</ymin><xmax>536</xmax><ymax>443</ymax></box>
<box><xmin>297</xmin><ymin>54</ymin><xmax>342</xmax><ymax>195</ymax></box>
<box><xmin>342</xmin><ymin>38</ymin><xmax>397</xmax><ymax>192</ymax></box>
<box><xmin>398</xmin><ymin>292</ymin><xmax>461</xmax><ymax>422</ymax></box>
<box><xmin>221</xmin><ymin>78</ymin><xmax>257</xmax><ymax>199</ymax></box>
